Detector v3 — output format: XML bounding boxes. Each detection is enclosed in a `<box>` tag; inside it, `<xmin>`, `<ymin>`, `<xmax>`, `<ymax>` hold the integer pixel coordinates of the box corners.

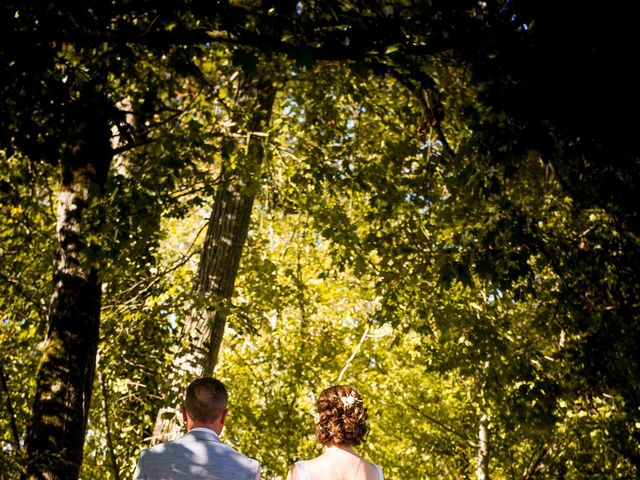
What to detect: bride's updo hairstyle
<box><xmin>315</xmin><ymin>385</ymin><xmax>369</xmax><ymax>447</ymax></box>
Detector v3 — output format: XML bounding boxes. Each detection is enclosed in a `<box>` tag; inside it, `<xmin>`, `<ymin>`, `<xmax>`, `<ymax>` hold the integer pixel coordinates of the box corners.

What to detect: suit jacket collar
<box><xmin>187</xmin><ymin>428</ymin><xmax>221</xmax><ymax>443</ymax></box>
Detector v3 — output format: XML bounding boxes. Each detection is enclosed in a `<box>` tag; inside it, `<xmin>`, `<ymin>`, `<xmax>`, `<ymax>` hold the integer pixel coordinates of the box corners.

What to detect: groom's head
<box><xmin>184</xmin><ymin>377</ymin><xmax>228</xmax><ymax>424</ymax></box>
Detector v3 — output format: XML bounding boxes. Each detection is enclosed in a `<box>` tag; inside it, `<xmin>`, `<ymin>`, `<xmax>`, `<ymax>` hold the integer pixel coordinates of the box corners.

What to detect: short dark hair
<box><xmin>184</xmin><ymin>377</ymin><xmax>228</xmax><ymax>423</ymax></box>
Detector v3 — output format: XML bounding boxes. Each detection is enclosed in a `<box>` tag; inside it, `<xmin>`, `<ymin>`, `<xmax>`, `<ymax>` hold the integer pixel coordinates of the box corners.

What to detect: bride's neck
<box><xmin>325</xmin><ymin>444</ymin><xmax>358</xmax><ymax>456</ymax></box>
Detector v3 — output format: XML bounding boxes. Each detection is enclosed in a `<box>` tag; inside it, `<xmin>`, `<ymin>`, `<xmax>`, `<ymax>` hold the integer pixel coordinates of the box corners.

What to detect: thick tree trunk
<box><xmin>152</xmin><ymin>70</ymin><xmax>276</xmax><ymax>443</ymax></box>
<box><xmin>24</xmin><ymin>100</ymin><xmax>111</xmax><ymax>480</ymax></box>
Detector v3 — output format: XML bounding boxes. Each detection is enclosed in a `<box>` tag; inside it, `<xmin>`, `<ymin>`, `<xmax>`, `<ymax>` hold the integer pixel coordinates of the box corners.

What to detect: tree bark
<box><xmin>24</xmin><ymin>97</ymin><xmax>111</xmax><ymax>480</ymax></box>
<box><xmin>152</xmin><ymin>69</ymin><xmax>276</xmax><ymax>444</ymax></box>
<box><xmin>476</xmin><ymin>414</ymin><xmax>490</xmax><ymax>480</ymax></box>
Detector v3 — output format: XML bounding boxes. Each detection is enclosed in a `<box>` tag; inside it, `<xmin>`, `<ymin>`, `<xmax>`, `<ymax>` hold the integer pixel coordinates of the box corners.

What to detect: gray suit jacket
<box><xmin>134</xmin><ymin>429</ymin><xmax>260</xmax><ymax>480</ymax></box>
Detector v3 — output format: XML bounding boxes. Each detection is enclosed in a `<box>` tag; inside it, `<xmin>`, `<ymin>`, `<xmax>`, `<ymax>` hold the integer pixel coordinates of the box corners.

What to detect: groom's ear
<box><xmin>180</xmin><ymin>405</ymin><xmax>188</xmax><ymax>423</ymax></box>
<box><xmin>220</xmin><ymin>408</ymin><xmax>229</xmax><ymax>426</ymax></box>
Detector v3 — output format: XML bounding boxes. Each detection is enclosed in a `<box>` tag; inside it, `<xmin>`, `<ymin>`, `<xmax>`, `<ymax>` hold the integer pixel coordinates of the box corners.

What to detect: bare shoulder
<box><xmin>296</xmin><ymin>456</ymin><xmax>329</xmax><ymax>478</ymax></box>
<box><xmin>362</xmin><ymin>458</ymin><xmax>382</xmax><ymax>479</ymax></box>
<box><xmin>286</xmin><ymin>462</ymin><xmax>300</xmax><ymax>480</ymax></box>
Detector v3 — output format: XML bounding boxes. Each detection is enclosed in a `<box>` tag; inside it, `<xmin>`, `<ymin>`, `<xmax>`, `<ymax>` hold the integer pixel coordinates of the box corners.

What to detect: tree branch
<box><xmin>98</xmin><ymin>367</ymin><xmax>121</xmax><ymax>480</ymax></box>
<box><xmin>0</xmin><ymin>270</ymin><xmax>47</xmax><ymax>316</ymax></box>
<box><xmin>406</xmin><ymin>402</ymin><xmax>476</xmax><ymax>448</ymax></box>
<box><xmin>337</xmin><ymin>325</ymin><xmax>370</xmax><ymax>383</ymax></box>
<box><xmin>523</xmin><ymin>446</ymin><xmax>549</xmax><ymax>480</ymax></box>
<box><xmin>0</xmin><ymin>358</ymin><xmax>22</xmax><ymax>452</ymax></box>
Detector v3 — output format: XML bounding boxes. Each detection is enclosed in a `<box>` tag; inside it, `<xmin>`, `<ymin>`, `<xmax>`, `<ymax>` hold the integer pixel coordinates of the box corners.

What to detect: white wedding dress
<box><xmin>294</xmin><ymin>460</ymin><xmax>384</xmax><ymax>480</ymax></box>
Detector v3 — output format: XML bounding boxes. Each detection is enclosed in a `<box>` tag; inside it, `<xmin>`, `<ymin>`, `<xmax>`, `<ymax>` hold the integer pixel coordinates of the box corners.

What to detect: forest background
<box><xmin>1</xmin><ymin>1</ymin><xmax>639</xmax><ymax>479</ymax></box>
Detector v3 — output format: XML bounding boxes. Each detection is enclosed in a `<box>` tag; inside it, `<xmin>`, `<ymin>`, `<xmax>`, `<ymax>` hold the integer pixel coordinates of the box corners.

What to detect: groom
<box><xmin>134</xmin><ymin>377</ymin><xmax>261</xmax><ymax>480</ymax></box>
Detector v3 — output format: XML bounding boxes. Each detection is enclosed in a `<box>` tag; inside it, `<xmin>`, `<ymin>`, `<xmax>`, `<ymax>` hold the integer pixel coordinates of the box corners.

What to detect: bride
<box><xmin>286</xmin><ymin>385</ymin><xmax>383</xmax><ymax>480</ymax></box>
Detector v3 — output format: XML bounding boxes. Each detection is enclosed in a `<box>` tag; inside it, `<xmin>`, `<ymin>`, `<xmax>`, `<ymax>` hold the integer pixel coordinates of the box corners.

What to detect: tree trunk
<box><xmin>152</xmin><ymin>69</ymin><xmax>276</xmax><ymax>444</ymax></box>
<box><xmin>24</xmin><ymin>98</ymin><xmax>111</xmax><ymax>480</ymax></box>
<box><xmin>476</xmin><ymin>414</ymin><xmax>490</xmax><ymax>480</ymax></box>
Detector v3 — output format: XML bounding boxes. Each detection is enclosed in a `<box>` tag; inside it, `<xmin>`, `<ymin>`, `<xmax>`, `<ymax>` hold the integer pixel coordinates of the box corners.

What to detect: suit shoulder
<box><xmin>219</xmin><ymin>444</ymin><xmax>260</xmax><ymax>470</ymax></box>
<box><xmin>223</xmin><ymin>443</ymin><xmax>259</xmax><ymax>462</ymax></box>
<box><xmin>142</xmin><ymin>438</ymin><xmax>183</xmax><ymax>455</ymax></box>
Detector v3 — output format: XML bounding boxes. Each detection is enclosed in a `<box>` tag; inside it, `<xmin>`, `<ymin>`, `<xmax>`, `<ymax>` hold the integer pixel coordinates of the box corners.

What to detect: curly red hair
<box><xmin>315</xmin><ymin>385</ymin><xmax>369</xmax><ymax>447</ymax></box>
